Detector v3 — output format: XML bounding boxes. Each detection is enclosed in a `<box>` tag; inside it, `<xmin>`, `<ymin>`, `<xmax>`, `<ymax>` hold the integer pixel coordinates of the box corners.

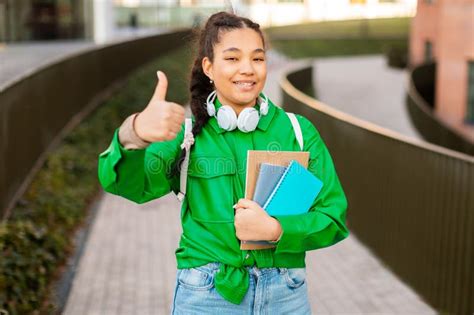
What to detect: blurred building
<box><xmin>0</xmin><ymin>0</ymin><xmax>230</xmax><ymax>43</ymax></box>
<box><xmin>410</xmin><ymin>0</ymin><xmax>474</xmax><ymax>126</ymax></box>
<box><xmin>107</xmin><ymin>0</ymin><xmax>419</xmax><ymax>34</ymax></box>
<box><xmin>239</xmin><ymin>0</ymin><xmax>417</xmax><ymax>27</ymax></box>
<box><xmin>0</xmin><ymin>0</ymin><xmax>419</xmax><ymax>43</ymax></box>
<box><xmin>0</xmin><ymin>0</ymin><xmax>92</xmax><ymax>42</ymax></box>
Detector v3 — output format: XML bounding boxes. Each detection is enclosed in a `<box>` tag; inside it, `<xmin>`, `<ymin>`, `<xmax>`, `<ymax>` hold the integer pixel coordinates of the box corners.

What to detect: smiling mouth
<box><xmin>233</xmin><ymin>81</ymin><xmax>256</xmax><ymax>87</ymax></box>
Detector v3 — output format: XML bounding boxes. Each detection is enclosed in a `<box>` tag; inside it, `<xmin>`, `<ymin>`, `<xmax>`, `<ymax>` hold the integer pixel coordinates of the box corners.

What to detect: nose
<box><xmin>239</xmin><ymin>59</ymin><xmax>255</xmax><ymax>75</ymax></box>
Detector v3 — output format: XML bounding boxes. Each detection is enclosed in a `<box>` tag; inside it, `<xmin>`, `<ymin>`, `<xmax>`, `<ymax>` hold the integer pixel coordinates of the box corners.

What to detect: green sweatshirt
<box><xmin>97</xmin><ymin>97</ymin><xmax>349</xmax><ymax>305</ymax></box>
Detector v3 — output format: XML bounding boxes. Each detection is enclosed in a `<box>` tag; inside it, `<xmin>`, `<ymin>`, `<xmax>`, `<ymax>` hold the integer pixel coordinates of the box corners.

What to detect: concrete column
<box><xmin>93</xmin><ymin>0</ymin><xmax>114</xmax><ymax>44</ymax></box>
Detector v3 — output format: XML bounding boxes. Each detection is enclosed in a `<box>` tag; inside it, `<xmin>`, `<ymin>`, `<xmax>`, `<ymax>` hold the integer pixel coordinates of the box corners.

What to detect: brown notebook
<box><xmin>240</xmin><ymin>150</ymin><xmax>310</xmax><ymax>250</ymax></box>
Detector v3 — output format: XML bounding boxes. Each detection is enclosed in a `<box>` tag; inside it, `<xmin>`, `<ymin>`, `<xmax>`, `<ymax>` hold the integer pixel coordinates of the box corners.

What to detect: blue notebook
<box><xmin>244</xmin><ymin>160</ymin><xmax>324</xmax><ymax>247</ymax></box>
<box><xmin>253</xmin><ymin>163</ymin><xmax>287</xmax><ymax>207</ymax></box>
<box><xmin>263</xmin><ymin>160</ymin><xmax>324</xmax><ymax>216</ymax></box>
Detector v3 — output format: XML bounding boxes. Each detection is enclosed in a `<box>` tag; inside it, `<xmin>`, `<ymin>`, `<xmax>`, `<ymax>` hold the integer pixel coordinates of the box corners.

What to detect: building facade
<box><xmin>410</xmin><ymin>0</ymin><xmax>474</xmax><ymax>127</ymax></box>
<box><xmin>0</xmin><ymin>0</ymin><xmax>92</xmax><ymax>42</ymax></box>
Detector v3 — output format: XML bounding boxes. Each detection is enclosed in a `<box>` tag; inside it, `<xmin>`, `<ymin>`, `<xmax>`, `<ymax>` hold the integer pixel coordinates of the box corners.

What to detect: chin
<box><xmin>235</xmin><ymin>97</ymin><xmax>258</xmax><ymax>107</ymax></box>
<box><xmin>234</xmin><ymin>92</ymin><xmax>261</xmax><ymax>104</ymax></box>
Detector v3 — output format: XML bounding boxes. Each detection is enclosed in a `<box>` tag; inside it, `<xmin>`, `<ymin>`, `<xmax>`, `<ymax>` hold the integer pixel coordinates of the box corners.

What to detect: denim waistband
<box><xmin>194</xmin><ymin>262</ymin><xmax>287</xmax><ymax>275</ymax></box>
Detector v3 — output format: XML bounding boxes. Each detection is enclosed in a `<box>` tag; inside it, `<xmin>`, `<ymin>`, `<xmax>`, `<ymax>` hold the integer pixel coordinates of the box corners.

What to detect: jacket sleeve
<box><xmin>97</xmin><ymin>122</ymin><xmax>185</xmax><ymax>204</ymax></box>
<box><xmin>272</xmin><ymin>115</ymin><xmax>350</xmax><ymax>254</ymax></box>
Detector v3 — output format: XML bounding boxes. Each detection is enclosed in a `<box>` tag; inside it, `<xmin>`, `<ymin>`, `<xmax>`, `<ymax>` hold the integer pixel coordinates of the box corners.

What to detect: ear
<box><xmin>202</xmin><ymin>57</ymin><xmax>213</xmax><ymax>81</ymax></box>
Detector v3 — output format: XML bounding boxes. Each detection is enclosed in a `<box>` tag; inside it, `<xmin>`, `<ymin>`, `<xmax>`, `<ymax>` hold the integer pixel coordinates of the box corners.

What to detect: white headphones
<box><xmin>205</xmin><ymin>90</ymin><xmax>269</xmax><ymax>133</ymax></box>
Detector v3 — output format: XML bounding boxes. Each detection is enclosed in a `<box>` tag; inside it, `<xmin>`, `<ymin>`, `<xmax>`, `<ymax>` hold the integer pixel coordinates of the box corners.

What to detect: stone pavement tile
<box><xmin>305</xmin><ymin>232</ymin><xmax>436</xmax><ymax>315</ymax></box>
<box><xmin>322</xmin><ymin>296</ymin><xmax>366</xmax><ymax>314</ymax></box>
<box><xmin>312</xmin><ymin>299</ymin><xmax>332</xmax><ymax>314</ymax></box>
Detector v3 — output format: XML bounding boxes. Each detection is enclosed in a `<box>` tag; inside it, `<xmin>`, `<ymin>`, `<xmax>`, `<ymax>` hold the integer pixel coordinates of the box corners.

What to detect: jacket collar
<box><xmin>207</xmin><ymin>95</ymin><xmax>277</xmax><ymax>134</ymax></box>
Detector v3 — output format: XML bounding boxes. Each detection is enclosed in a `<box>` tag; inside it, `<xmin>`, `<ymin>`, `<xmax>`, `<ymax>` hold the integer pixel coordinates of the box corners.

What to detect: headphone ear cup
<box><xmin>237</xmin><ymin>107</ymin><xmax>260</xmax><ymax>133</ymax></box>
<box><xmin>217</xmin><ymin>106</ymin><xmax>238</xmax><ymax>131</ymax></box>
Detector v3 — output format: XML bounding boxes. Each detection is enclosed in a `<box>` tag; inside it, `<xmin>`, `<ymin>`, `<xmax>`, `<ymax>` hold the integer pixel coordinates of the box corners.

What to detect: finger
<box><xmin>170</xmin><ymin>103</ymin><xmax>186</xmax><ymax>115</ymax></box>
<box><xmin>167</xmin><ymin>130</ymin><xmax>177</xmax><ymax>138</ymax></box>
<box><xmin>234</xmin><ymin>207</ymin><xmax>246</xmax><ymax>214</ymax></box>
<box><xmin>169</xmin><ymin>122</ymin><xmax>182</xmax><ymax>133</ymax></box>
<box><xmin>170</xmin><ymin>111</ymin><xmax>185</xmax><ymax>124</ymax></box>
<box><xmin>154</xmin><ymin>70</ymin><xmax>168</xmax><ymax>101</ymax></box>
<box><xmin>234</xmin><ymin>198</ymin><xmax>255</xmax><ymax>209</ymax></box>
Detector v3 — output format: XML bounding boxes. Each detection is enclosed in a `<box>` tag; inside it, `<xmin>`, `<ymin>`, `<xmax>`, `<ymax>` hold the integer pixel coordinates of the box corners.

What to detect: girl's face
<box><xmin>202</xmin><ymin>28</ymin><xmax>267</xmax><ymax>114</ymax></box>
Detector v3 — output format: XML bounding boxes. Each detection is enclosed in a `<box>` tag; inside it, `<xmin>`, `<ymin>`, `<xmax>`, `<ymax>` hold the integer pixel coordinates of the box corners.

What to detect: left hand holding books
<box><xmin>234</xmin><ymin>198</ymin><xmax>282</xmax><ymax>242</ymax></box>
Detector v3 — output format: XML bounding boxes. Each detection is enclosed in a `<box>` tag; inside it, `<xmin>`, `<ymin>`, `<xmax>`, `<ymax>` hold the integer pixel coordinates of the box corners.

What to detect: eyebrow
<box><xmin>222</xmin><ymin>47</ymin><xmax>265</xmax><ymax>54</ymax></box>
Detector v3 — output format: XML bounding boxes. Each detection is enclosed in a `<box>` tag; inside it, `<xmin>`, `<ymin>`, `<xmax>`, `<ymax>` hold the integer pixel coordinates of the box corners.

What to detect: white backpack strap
<box><xmin>177</xmin><ymin>118</ymin><xmax>194</xmax><ymax>202</ymax></box>
<box><xmin>287</xmin><ymin>112</ymin><xmax>304</xmax><ymax>150</ymax></box>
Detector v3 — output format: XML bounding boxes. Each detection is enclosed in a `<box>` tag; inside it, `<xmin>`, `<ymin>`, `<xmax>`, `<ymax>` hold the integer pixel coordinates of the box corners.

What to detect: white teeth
<box><xmin>234</xmin><ymin>82</ymin><xmax>254</xmax><ymax>87</ymax></box>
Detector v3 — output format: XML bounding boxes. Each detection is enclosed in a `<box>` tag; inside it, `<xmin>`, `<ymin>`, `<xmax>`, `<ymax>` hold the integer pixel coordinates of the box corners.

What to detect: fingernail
<box><xmin>156</xmin><ymin>70</ymin><xmax>160</xmax><ymax>79</ymax></box>
<box><xmin>233</xmin><ymin>203</ymin><xmax>238</xmax><ymax>209</ymax></box>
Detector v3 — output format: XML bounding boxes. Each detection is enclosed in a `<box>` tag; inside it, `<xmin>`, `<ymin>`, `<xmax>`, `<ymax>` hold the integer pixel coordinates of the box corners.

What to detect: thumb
<box><xmin>154</xmin><ymin>70</ymin><xmax>168</xmax><ymax>101</ymax></box>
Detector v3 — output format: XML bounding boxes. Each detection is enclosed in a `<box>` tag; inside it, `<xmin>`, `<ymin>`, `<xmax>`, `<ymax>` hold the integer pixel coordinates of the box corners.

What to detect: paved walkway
<box><xmin>64</xmin><ymin>193</ymin><xmax>435</xmax><ymax>315</ymax></box>
<box><xmin>312</xmin><ymin>55</ymin><xmax>423</xmax><ymax>140</ymax></box>
<box><xmin>0</xmin><ymin>40</ymin><xmax>95</xmax><ymax>91</ymax></box>
<box><xmin>0</xmin><ymin>27</ymin><xmax>168</xmax><ymax>92</ymax></box>
<box><xmin>63</xmin><ymin>51</ymin><xmax>436</xmax><ymax>314</ymax></box>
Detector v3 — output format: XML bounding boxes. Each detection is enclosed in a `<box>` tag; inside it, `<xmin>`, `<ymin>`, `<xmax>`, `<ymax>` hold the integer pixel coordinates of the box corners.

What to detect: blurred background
<box><xmin>1</xmin><ymin>1</ymin><xmax>473</xmax><ymax>314</ymax></box>
<box><xmin>1</xmin><ymin>0</ymin><xmax>417</xmax><ymax>42</ymax></box>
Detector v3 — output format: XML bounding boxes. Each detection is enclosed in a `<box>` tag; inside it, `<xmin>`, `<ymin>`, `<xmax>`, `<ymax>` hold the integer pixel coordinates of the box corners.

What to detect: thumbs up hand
<box><xmin>134</xmin><ymin>71</ymin><xmax>186</xmax><ymax>142</ymax></box>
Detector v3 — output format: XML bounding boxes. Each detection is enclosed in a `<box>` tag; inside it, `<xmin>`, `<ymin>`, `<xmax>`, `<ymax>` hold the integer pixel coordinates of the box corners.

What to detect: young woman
<box><xmin>98</xmin><ymin>11</ymin><xmax>349</xmax><ymax>314</ymax></box>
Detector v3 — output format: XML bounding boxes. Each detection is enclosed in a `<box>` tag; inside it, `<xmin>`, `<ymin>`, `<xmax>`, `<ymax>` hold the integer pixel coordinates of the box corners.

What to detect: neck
<box><xmin>233</xmin><ymin>101</ymin><xmax>257</xmax><ymax>116</ymax></box>
<box><xmin>215</xmin><ymin>93</ymin><xmax>258</xmax><ymax>116</ymax></box>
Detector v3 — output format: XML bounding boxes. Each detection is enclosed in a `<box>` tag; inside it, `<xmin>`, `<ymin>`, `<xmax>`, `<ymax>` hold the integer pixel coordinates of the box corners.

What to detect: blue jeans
<box><xmin>171</xmin><ymin>262</ymin><xmax>312</xmax><ymax>314</ymax></box>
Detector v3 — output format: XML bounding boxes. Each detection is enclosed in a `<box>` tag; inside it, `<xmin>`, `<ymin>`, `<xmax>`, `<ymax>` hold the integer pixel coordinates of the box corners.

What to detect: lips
<box><xmin>233</xmin><ymin>81</ymin><xmax>256</xmax><ymax>86</ymax></box>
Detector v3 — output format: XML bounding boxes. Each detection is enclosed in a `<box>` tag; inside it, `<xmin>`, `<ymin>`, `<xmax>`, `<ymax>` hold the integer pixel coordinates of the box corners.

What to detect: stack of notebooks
<box><xmin>240</xmin><ymin>150</ymin><xmax>324</xmax><ymax>250</ymax></box>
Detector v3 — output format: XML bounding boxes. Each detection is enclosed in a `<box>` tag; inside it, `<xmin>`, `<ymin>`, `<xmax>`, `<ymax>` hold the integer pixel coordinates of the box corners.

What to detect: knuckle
<box><xmin>157</xmin><ymin>130</ymin><xmax>166</xmax><ymax>139</ymax></box>
<box><xmin>163</xmin><ymin>111</ymin><xmax>172</xmax><ymax>120</ymax></box>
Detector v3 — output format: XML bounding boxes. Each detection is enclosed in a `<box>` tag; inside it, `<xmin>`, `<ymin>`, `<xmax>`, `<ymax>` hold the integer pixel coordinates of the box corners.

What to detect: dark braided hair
<box><xmin>171</xmin><ymin>11</ymin><xmax>266</xmax><ymax>178</ymax></box>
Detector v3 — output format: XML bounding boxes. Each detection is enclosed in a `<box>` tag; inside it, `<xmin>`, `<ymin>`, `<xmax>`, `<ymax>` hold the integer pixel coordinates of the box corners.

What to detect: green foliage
<box><xmin>266</xmin><ymin>17</ymin><xmax>409</xmax><ymax>59</ymax></box>
<box><xmin>265</xmin><ymin>17</ymin><xmax>410</xmax><ymax>39</ymax></box>
<box><xmin>0</xmin><ymin>45</ymin><xmax>191</xmax><ymax>315</ymax></box>
<box><xmin>270</xmin><ymin>38</ymin><xmax>408</xmax><ymax>59</ymax></box>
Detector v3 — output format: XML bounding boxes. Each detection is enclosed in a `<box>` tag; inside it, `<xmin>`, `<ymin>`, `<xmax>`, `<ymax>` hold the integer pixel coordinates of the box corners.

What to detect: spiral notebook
<box><xmin>263</xmin><ymin>160</ymin><xmax>323</xmax><ymax>216</ymax></box>
<box><xmin>252</xmin><ymin>163</ymin><xmax>287</xmax><ymax>207</ymax></box>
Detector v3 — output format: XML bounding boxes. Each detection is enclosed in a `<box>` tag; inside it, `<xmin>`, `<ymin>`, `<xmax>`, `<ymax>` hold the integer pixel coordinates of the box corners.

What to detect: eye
<box><xmin>254</xmin><ymin>58</ymin><xmax>265</xmax><ymax>62</ymax></box>
<box><xmin>225</xmin><ymin>57</ymin><xmax>238</xmax><ymax>61</ymax></box>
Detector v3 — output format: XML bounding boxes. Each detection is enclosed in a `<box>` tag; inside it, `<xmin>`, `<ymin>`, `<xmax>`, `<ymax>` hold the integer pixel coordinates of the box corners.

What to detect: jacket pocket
<box><xmin>186</xmin><ymin>156</ymin><xmax>236</xmax><ymax>223</ymax></box>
